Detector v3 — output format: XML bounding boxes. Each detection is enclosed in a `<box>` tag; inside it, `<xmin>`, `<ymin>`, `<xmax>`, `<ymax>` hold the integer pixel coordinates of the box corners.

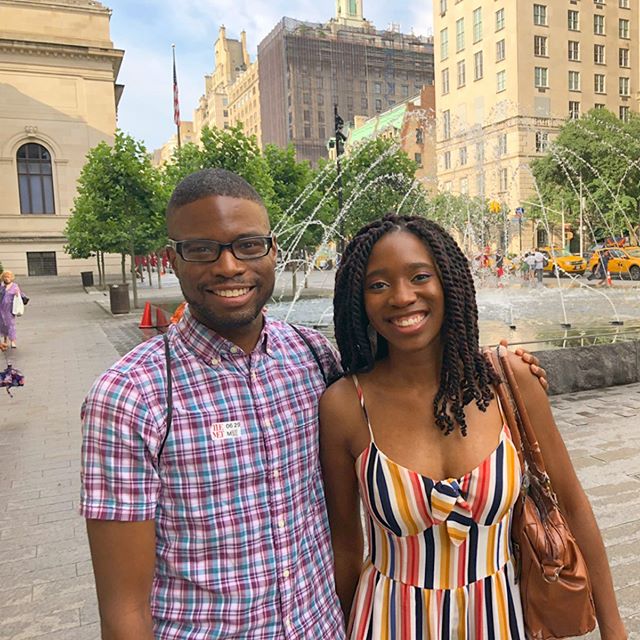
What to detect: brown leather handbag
<box><xmin>485</xmin><ymin>346</ymin><xmax>596</xmax><ymax>640</ymax></box>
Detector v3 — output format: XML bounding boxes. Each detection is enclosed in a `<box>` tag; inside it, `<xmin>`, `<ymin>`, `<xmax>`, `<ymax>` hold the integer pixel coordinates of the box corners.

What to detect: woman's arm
<box><xmin>319</xmin><ymin>380</ymin><xmax>365</xmax><ymax>623</ymax></box>
<box><xmin>509</xmin><ymin>352</ymin><xmax>627</xmax><ymax>640</ymax></box>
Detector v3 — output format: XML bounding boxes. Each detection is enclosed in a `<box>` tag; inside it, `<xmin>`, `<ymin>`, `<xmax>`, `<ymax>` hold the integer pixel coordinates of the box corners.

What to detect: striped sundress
<box><xmin>348</xmin><ymin>376</ymin><xmax>526</xmax><ymax>639</ymax></box>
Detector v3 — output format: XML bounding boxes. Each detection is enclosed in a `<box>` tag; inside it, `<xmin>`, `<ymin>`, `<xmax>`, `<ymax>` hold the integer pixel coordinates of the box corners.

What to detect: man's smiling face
<box><xmin>168</xmin><ymin>195</ymin><xmax>277</xmax><ymax>352</ymax></box>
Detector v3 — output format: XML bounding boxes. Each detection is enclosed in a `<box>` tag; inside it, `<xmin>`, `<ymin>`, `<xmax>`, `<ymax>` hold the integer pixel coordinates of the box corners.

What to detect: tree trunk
<box><xmin>146</xmin><ymin>256</ymin><xmax>152</xmax><ymax>287</ymax></box>
<box><xmin>96</xmin><ymin>252</ymin><xmax>102</xmax><ymax>289</ymax></box>
<box><xmin>101</xmin><ymin>252</ymin><xmax>106</xmax><ymax>289</ymax></box>
<box><xmin>130</xmin><ymin>244</ymin><xmax>139</xmax><ymax>309</ymax></box>
<box><xmin>156</xmin><ymin>252</ymin><xmax>162</xmax><ymax>289</ymax></box>
<box><xmin>121</xmin><ymin>254</ymin><xmax>127</xmax><ymax>283</ymax></box>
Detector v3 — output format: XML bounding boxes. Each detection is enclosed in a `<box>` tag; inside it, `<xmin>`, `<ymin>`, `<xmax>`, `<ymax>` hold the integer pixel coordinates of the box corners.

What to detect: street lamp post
<box><xmin>334</xmin><ymin>104</ymin><xmax>347</xmax><ymax>254</ymax></box>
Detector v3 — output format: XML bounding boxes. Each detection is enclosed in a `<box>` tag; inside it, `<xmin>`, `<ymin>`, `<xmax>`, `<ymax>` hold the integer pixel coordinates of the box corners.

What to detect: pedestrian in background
<box><xmin>0</xmin><ymin>270</ymin><xmax>22</xmax><ymax>349</ymax></box>
<box><xmin>597</xmin><ymin>249</ymin><xmax>612</xmax><ymax>287</ymax></box>
<box><xmin>533</xmin><ymin>249</ymin><xmax>545</xmax><ymax>286</ymax></box>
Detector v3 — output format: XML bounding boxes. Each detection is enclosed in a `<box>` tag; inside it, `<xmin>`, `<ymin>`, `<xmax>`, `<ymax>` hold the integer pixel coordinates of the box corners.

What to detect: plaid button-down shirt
<box><xmin>80</xmin><ymin>309</ymin><xmax>345</xmax><ymax>639</ymax></box>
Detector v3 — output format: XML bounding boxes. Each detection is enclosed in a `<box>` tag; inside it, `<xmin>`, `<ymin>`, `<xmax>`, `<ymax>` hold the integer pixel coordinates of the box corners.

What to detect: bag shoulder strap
<box><xmin>289</xmin><ymin>323</ymin><xmax>328</xmax><ymax>386</ymax></box>
<box><xmin>157</xmin><ymin>333</ymin><xmax>173</xmax><ymax>463</ymax></box>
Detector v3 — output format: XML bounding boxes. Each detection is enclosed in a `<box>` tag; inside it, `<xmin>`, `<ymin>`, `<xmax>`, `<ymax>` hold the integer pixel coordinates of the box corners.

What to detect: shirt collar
<box><xmin>174</xmin><ymin>305</ymin><xmax>275</xmax><ymax>364</ymax></box>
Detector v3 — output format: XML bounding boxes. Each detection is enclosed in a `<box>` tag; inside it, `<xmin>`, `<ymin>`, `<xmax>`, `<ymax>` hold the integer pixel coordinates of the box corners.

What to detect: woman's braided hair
<box><xmin>334</xmin><ymin>214</ymin><xmax>499</xmax><ymax>436</ymax></box>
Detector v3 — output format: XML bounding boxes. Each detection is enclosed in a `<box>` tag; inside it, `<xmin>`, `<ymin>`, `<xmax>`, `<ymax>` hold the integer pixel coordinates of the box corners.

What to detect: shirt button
<box><xmin>285</xmin><ymin>617</ymin><xmax>292</xmax><ymax>629</ymax></box>
<box><xmin>230</xmin><ymin>346</ymin><xmax>239</xmax><ymax>354</ymax></box>
<box><xmin>278</xmin><ymin>519</ymin><xmax>285</xmax><ymax>528</ymax></box>
<box><xmin>251</xmin><ymin>371</ymin><xmax>257</xmax><ymax>380</ymax></box>
<box><xmin>283</xmin><ymin>569</ymin><xmax>290</xmax><ymax>578</ymax></box>
<box><xmin>273</xmin><ymin>469</ymin><xmax>280</xmax><ymax>478</ymax></box>
<box><xmin>210</xmin><ymin>357</ymin><xmax>219</xmax><ymax>366</ymax></box>
<box><xmin>264</xmin><ymin>421</ymin><xmax>272</xmax><ymax>429</ymax></box>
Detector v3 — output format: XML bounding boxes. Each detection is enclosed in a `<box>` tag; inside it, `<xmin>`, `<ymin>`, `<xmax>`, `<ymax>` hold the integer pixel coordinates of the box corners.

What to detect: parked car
<box><xmin>587</xmin><ymin>247</ymin><xmax>640</xmax><ymax>280</ymax></box>
<box><xmin>537</xmin><ymin>246</ymin><xmax>587</xmax><ymax>276</ymax></box>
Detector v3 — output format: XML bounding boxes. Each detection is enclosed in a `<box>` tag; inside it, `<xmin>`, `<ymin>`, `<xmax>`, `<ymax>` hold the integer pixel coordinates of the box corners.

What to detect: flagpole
<box><xmin>172</xmin><ymin>44</ymin><xmax>181</xmax><ymax>149</ymax></box>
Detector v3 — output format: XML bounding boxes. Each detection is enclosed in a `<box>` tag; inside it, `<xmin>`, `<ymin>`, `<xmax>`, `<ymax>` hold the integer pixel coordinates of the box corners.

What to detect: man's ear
<box><xmin>270</xmin><ymin>235</ymin><xmax>278</xmax><ymax>256</ymax></box>
<box><xmin>167</xmin><ymin>247</ymin><xmax>179</xmax><ymax>275</ymax></box>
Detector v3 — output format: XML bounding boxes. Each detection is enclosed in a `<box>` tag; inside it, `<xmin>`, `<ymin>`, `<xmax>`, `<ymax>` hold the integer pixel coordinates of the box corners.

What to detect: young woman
<box><xmin>319</xmin><ymin>215</ymin><xmax>626</xmax><ymax>639</ymax></box>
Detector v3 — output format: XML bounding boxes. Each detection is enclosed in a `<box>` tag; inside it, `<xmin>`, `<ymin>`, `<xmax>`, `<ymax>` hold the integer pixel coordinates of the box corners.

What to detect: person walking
<box><xmin>319</xmin><ymin>215</ymin><xmax>626</xmax><ymax>639</ymax></box>
<box><xmin>0</xmin><ymin>270</ymin><xmax>22</xmax><ymax>349</ymax></box>
<box><xmin>533</xmin><ymin>248</ymin><xmax>545</xmax><ymax>285</ymax></box>
<box><xmin>80</xmin><ymin>170</ymin><xmax>547</xmax><ymax>640</ymax></box>
<box><xmin>597</xmin><ymin>249</ymin><xmax>612</xmax><ymax>286</ymax></box>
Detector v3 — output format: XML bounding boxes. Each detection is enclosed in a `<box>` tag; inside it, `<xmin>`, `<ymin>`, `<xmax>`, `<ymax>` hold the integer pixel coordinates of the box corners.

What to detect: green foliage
<box><xmin>161</xmin><ymin>124</ymin><xmax>277</xmax><ymax>219</ymax></box>
<box><xmin>65</xmin><ymin>131</ymin><xmax>165</xmax><ymax>259</ymax></box>
<box><xmin>531</xmin><ymin>109</ymin><xmax>640</xmax><ymax>240</ymax></box>
<box><xmin>317</xmin><ymin>137</ymin><xmax>421</xmax><ymax>238</ymax></box>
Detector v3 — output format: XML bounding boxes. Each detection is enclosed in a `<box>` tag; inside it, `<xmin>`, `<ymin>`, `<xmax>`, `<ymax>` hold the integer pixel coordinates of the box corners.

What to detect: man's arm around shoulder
<box><xmin>86</xmin><ymin>518</ymin><xmax>156</xmax><ymax>640</ymax></box>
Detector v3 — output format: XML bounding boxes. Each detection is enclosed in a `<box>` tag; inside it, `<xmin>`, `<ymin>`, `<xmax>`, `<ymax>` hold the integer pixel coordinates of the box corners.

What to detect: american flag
<box><xmin>172</xmin><ymin>46</ymin><xmax>180</xmax><ymax>126</ymax></box>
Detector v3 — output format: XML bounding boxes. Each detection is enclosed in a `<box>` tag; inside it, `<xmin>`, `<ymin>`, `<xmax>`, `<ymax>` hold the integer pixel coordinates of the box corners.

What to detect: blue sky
<box><xmin>104</xmin><ymin>0</ymin><xmax>434</xmax><ymax>151</ymax></box>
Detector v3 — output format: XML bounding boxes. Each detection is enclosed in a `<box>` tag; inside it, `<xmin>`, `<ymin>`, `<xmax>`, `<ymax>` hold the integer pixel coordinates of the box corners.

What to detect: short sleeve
<box><xmin>79</xmin><ymin>368</ymin><xmax>161</xmax><ymax>521</ymax></box>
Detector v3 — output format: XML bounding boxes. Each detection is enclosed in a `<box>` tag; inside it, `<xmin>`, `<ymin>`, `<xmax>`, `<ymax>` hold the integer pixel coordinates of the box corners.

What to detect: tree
<box><xmin>162</xmin><ymin>124</ymin><xmax>278</xmax><ymax>218</ymax></box>
<box><xmin>65</xmin><ymin>131</ymin><xmax>164</xmax><ymax>306</ymax></box>
<box><xmin>263</xmin><ymin>144</ymin><xmax>329</xmax><ymax>255</ymax></box>
<box><xmin>317</xmin><ymin>137</ymin><xmax>421</xmax><ymax>239</ymax></box>
<box><xmin>531</xmin><ymin>109</ymin><xmax>640</xmax><ymax>244</ymax></box>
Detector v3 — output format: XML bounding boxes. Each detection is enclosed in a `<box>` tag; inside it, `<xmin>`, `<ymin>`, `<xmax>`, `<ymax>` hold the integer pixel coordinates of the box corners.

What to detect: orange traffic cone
<box><xmin>139</xmin><ymin>302</ymin><xmax>154</xmax><ymax>329</ymax></box>
<box><xmin>156</xmin><ymin>307</ymin><xmax>170</xmax><ymax>330</ymax></box>
<box><xmin>606</xmin><ymin>271</ymin><xmax>612</xmax><ymax>286</ymax></box>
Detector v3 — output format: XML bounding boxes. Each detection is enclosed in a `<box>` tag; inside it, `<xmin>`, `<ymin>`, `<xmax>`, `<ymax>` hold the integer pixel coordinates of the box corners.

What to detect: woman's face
<box><xmin>2</xmin><ymin>273</ymin><xmax>13</xmax><ymax>284</ymax></box>
<box><xmin>363</xmin><ymin>230</ymin><xmax>445</xmax><ymax>356</ymax></box>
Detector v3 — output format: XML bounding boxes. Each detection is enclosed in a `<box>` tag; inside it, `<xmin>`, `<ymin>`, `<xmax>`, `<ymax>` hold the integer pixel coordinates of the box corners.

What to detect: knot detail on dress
<box><xmin>430</xmin><ymin>479</ymin><xmax>473</xmax><ymax>546</ymax></box>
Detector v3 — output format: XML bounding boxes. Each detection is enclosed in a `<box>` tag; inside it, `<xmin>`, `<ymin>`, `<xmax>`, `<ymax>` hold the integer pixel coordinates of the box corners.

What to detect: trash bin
<box><xmin>109</xmin><ymin>283</ymin><xmax>130</xmax><ymax>314</ymax></box>
<box><xmin>80</xmin><ymin>271</ymin><xmax>94</xmax><ymax>287</ymax></box>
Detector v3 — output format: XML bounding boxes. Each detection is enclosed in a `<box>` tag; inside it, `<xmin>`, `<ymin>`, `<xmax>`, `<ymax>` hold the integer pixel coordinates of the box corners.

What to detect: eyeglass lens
<box><xmin>180</xmin><ymin>237</ymin><xmax>271</xmax><ymax>262</ymax></box>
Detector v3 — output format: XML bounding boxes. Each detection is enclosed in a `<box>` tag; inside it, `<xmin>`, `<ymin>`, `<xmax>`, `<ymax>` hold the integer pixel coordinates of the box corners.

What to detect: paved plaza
<box><xmin>0</xmin><ymin>276</ymin><xmax>640</xmax><ymax>639</ymax></box>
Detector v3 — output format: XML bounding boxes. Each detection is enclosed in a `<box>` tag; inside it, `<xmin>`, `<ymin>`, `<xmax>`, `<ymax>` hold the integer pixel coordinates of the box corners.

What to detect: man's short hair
<box><xmin>167</xmin><ymin>168</ymin><xmax>265</xmax><ymax>218</ymax></box>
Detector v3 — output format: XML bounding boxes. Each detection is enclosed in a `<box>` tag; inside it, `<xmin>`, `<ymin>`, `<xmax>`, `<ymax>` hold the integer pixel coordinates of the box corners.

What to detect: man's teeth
<box><xmin>392</xmin><ymin>314</ymin><xmax>425</xmax><ymax>327</ymax></box>
<box><xmin>214</xmin><ymin>288</ymin><xmax>250</xmax><ymax>298</ymax></box>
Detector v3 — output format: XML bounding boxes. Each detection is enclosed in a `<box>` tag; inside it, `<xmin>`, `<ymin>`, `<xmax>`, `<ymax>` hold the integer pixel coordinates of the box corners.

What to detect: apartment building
<box><xmin>434</xmin><ymin>0</ymin><xmax>639</xmax><ymax>248</ymax></box>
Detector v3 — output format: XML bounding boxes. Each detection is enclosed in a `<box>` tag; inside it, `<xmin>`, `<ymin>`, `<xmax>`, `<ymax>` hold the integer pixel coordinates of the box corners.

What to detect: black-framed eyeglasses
<box><xmin>168</xmin><ymin>236</ymin><xmax>273</xmax><ymax>263</ymax></box>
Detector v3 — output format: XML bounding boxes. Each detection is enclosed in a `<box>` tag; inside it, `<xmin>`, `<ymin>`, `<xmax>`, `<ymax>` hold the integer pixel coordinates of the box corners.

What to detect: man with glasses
<box><xmin>80</xmin><ymin>168</ymin><xmax>345</xmax><ymax>639</ymax></box>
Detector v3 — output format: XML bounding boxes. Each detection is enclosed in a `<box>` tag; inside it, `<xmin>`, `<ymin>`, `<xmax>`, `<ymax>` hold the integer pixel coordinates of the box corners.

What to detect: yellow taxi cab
<box><xmin>537</xmin><ymin>246</ymin><xmax>587</xmax><ymax>276</ymax></box>
<box><xmin>587</xmin><ymin>247</ymin><xmax>640</xmax><ymax>280</ymax></box>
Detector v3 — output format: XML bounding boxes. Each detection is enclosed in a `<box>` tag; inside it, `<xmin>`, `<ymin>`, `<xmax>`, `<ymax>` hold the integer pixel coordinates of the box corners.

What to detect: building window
<box><xmin>375</xmin><ymin>98</ymin><xmax>382</xmax><ymax>112</ymax></box>
<box><xmin>495</xmin><ymin>8</ymin><xmax>505</xmax><ymax>31</ymax></box>
<box><xmin>535</xmin><ymin>131</ymin><xmax>549</xmax><ymax>153</ymax></box>
<box><xmin>533</xmin><ymin>4</ymin><xmax>547</xmax><ymax>26</ymax></box>
<box><xmin>476</xmin><ymin>141</ymin><xmax>484</xmax><ymax>162</ymax></box>
<box><xmin>303</xmin><ymin>93</ymin><xmax>311</xmax><ymax>104</ymax></box>
<box><xmin>460</xmin><ymin>177</ymin><xmax>469</xmax><ymax>194</ymax></box>
<box><xmin>619</xmin><ymin>0</ymin><xmax>630</xmax><ymax>7</ymax></box>
<box><xmin>496</xmin><ymin>39</ymin><xmax>505</xmax><ymax>61</ymax></box>
<box><xmin>619</xmin><ymin>19</ymin><xmax>630</xmax><ymax>39</ymax></box>
<box><xmin>457</xmin><ymin>60</ymin><xmax>466</xmax><ymax>87</ymax></box>
<box><xmin>443</xmin><ymin>110</ymin><xmax>451</xmax><ymax>139</ymax></box>
<box><xmin>594</xmin><ymin>15</ymin><xmax>605</xmax><ymax>35</ymax></box>
<box><xmin>594</xmin><ymin>103</ymin><xmax>606</xmax><ymax>109</ymax></box>
<box><xmin>304</xmin><ymin>125</ymin><xmax>311</xmax><ymax>139</ymax></box>
<box><xmin>476</xmin><ymin>172</ymin><xmax>485</xmax><ymax>197</ymax></box>
<box><xmin>534</xmin><ymin>36</ymin><xmax>548</xmax><ymax>57</ymax></box>
<box><xmin>318</xmin><ymin>126</ymin><xmax>326</xmax><ymax>140</ymax></box>
<box><xmin>473</xmin><ymin>7</ymin><xmax>483</xmax><ymax>42</ymax></box>
<box><xmin>414</xmin><ymin>152</ymin><xmax>423</xmax><ymax>167</ymax></box>
<box><xmin>497</xmin><ymin>133</ymin><xmax>507</xmax><ymax>156</ymax></box>
<box><xmin>17</xmin><ymin>143</ymin><xmax>55</xmax><ymax>214</ymax></box>
<box><xmin>440</xmin><ymin>28</ymin><xmax>449</xmax><ymax>60</ymax></box>
<box><xmin>568</xmin><ymin>70</ymin><xmax>581</xmax><ymax>91</ymax></box>
<box><xmin>456</xmin><ymin>18</ymin><xmax>465</xmax><ymax>51</ymax></box>
<box><xmin>303</xmin><ymin>110</ymin><xmax>311</xmax><ymax>122</ymax></box>
<box><xmin>444</xmin><ymin>150</ymin><xmax>452</xmax><ymax>169</ymax></box>
<box><xmin>361</xmin><ymin>96</ymin><xmax>368</xmax><ymax>110</ymax></box>
<box><xmin>619</xmin><ymin>48</ymin><xmax>629</xmax><ymax>67</ymax></box>
<box><xmin>568</xmin><ymin>10</ymin><xmax>579</xmax><ymax>31</ymax></box>
<box><xmin>496</xmin><ymin>69</ymin><xmax>506</xmax><ymax>92</ymax></box>
<box><xmin>442</xmin><ymin>68</ymin><xmax>450</xmax><ymax>94</ymax></box>
<box><xmin>569</xmin><ymin>101</ymin><xmax>580</xmax><ymax>119</ymax></box>
<box><xmin>534</xmin><ymin>66</ymin><xmax>549</xmax><ymax>88</ymax></box>
<box><xmin>568</xmin><ymin>41</ymin><xmax>580</xmax><ymax>61</ymax></box>
<box><xmin>594</xmin><ymin>44</ymin><xmax>605</xmax><ymax>64</ymax></box>
<box><xmin>360</xmin><ymin>80</ymin><xmax>367</xmax><ymax>92</ymax></box>
<box><xmin>401</xmin><ymin>84</ymin><xmax>409</xmax><ymax>97</ymax></box>
<box><xmin>499</xmin><ymin>168</ymin><xmax>508</xmax><ymax>192</ymax></box>
<box><xmin>619</xmin><ymin>77</ymin><xmax>630</xmax><ymax>96</ymax></box>
<box><xmin>474</xmin><ymin>51</ymin><xmax>484</xmax><ymax>80</ymax></box>
<box><xmin>374</xmin><ymin>82</ymin><xmax>381</xmax><ymax>94</ymax></box>
<box><xmin>440</xmin><ymin>0</ymin><xmax>448</xmax><ymax>14</ymax></box>
<box><xmin>594</xmin><ymin>74</ymin><xmax>606</xmax><ymax>93</ymax></box>
<box><xmin>416</xmin><ymin>128</ymin><xmax>424</xmax><ymax>144</ymax></box>
<box><xmin>27</xmin><ymin>251</ymin><xmax>57</xmax><ymax>276</ymax></box>
<box><xmin>459</xmin><ymin>146</ymin><xmax>468</xmax><ymax>165</ymax></box>
<box><xmin>620</xmin><ymin>106</ymin><xmax>630</xmax><ymax>122</ymax></box>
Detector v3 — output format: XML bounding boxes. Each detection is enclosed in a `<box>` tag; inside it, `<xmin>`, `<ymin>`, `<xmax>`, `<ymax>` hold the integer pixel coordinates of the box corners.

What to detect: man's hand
<box><xmin>499</xmin><ymin>339</ymin><xmax>548</xmax><ymax>391</ymax></box>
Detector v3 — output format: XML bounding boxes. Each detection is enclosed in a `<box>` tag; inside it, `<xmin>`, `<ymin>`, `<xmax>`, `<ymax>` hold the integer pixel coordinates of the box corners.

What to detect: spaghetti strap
<box><xmin>351</xmin><ymin>374</ymin><xmax>375</xmax><ymax>443</ymax></box>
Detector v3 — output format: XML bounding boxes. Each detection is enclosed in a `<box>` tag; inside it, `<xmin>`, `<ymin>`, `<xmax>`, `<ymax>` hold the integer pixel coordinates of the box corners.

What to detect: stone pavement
<box><xmin>0</xmin><ymin>276</ymin><xmax>639</xmax><ymax>639</ymax></box>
